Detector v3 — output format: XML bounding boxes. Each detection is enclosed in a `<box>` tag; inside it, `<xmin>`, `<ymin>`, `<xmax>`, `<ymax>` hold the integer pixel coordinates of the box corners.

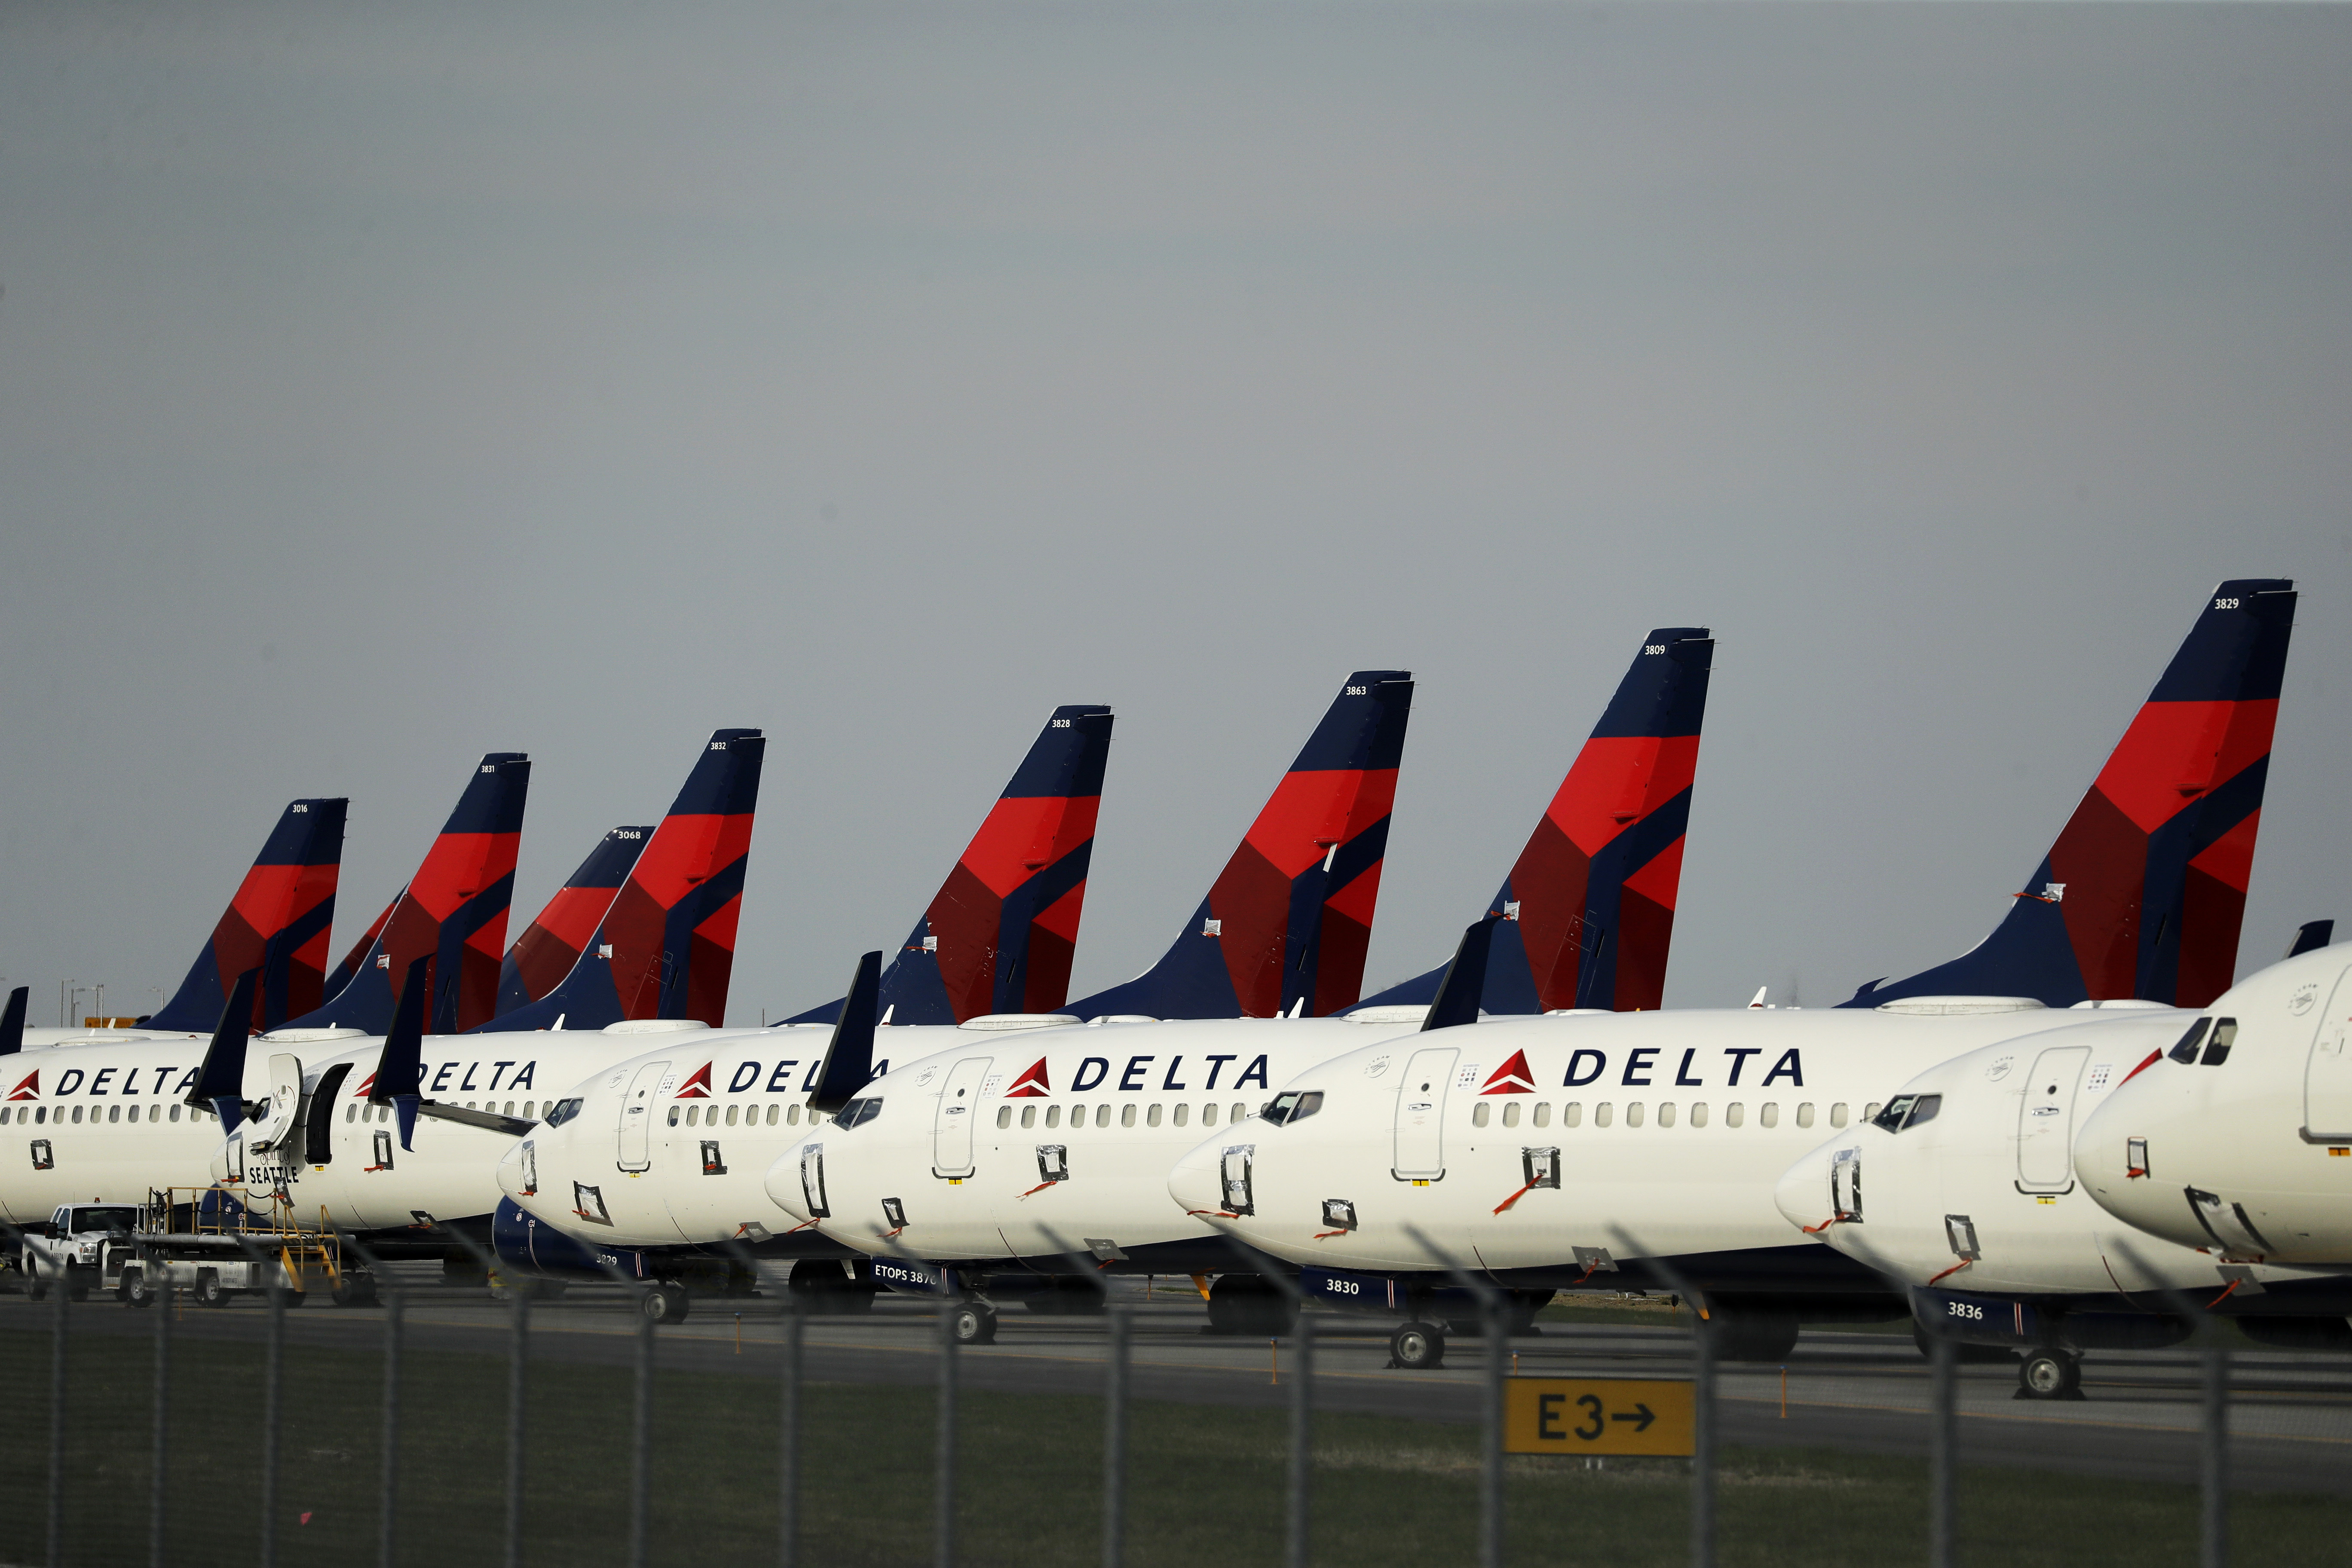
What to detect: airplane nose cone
<box><xmin>1774</xmin><ymin>1143</ymin><xmax>1834</xmax><ymax>1234</ymax></box>
<box><xmin>2075</xmin><ymin>1092</ymin><xmax>2199</xmax><ymax>1245</ymax></box>
<box><xmin>1166</xmin><ymin>1141</ymin><xmax>1224</xmax><ymax>1219</ymax></box>
<box><xmin>496</xmin><ymin>1139</ymin><xmax>530</xmax><ymax>1204</ymax></box>
<box><xmin>765</xmin><ymin>1143</ymin><xmax>813</xmax><ymax>1223</ymax></box>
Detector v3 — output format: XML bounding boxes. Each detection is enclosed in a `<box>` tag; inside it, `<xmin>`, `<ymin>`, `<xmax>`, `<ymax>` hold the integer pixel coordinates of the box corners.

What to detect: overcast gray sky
<box><xmin>3</xmin><ymin>2</ymin><xmax>2346</xmax><ymax>1026</ymax></box>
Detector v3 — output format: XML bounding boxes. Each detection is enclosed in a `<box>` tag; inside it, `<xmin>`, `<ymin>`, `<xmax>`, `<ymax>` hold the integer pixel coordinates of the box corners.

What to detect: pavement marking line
<box><xmin>1724</xmin><ymin>1395</ymin><xmax>2352</xmax><ymax>1448</ymax></box>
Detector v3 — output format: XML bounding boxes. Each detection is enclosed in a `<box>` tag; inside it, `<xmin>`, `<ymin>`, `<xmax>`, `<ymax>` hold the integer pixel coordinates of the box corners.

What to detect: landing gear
<box><xmin>2016</xmin><ymin>1348</ymin><xmax>2084</xmax><ymax>1401</ymax></box>
<box><xmin>118</xmin><ymin>1266</ymin><xmax>157</xmax><ymax>1309</ymax></box>
<box><xmin>1701</xmin><ymin>1311</ymin><xmax>1801</xmax><ymax>1363</ymax></box>
<box><xmin>331</xmin><ymin>1273</ymin><xmax>380</xmax><ymax>1308</ymax></box>
<box><xmin>640</xmin><ymin>1282</ymin><xmax>691</xmax><ymax>1324</ymax></box>
<box><xmin>786</xmin><ymin>1260</ymin><xmax>877</xmax><ymax>1315</ymax></box>
<box><xmin>1388</xmin><ymin>1320</ymin><xmax>1447</xmax><ymax>1370</ymax></box>
<box><xmin>949</xmin><ymin>1301</ymin><xmax>999</xmax><ymax>1345</ymax></box>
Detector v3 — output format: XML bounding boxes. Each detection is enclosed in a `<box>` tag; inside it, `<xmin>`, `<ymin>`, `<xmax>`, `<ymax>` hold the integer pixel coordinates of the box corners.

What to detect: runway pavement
<box><xmin>12</xmin><ymin>1272</ymin><xmax>2349</xmax><ymax>1495</ymax></box>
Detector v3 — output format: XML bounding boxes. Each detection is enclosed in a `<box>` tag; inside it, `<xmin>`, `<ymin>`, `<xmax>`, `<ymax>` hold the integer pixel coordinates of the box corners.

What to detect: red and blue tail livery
<box><xmin>1357</xmin><ymin>628</ymin><xmax>1715</xmax><ymax>1015</ymax></box>
<box><xmin>491</xmin><ymin>826</ymin><xmax>653</xmax><ymax>1018</ymax></box>
<box><xmin>277</xmin><ymin>754</ymin><xmax>533</xmax><ymax>1035</ymax></box>
<box><xmin>1848</xmin><ymin>579</ymin><xmax>2297</xmax><ymax>1009</ymax></box>
<box><xmin>790</xmin><ymin>706</ymin><xmax>1115</xmax><ymax>1026</ymax></box>
<box><xmin>1071</xmin><ymin>671</ymin><xmax>1415</xmax><ymax>1019</ymax></box>
<box><xmin>322</xmin><ymin>894</ymin><xmax>396</xmax><ymax>1003</ymax></box>
<box><xmin>146</xmin><ymin>799</ymin><xmax>349</xmax><ymax>1033</ymax></box>
<box><xmin>488</xmin><ymin>730</ymin><xmax>765</xmax><ymax>1031</ymax></box>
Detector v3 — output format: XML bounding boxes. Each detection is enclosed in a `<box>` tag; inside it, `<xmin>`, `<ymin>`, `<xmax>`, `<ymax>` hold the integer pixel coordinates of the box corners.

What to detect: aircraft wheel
<box><xmin>640</xmin><ymin>1283</ymin><xmax>691</xmax><ymax>1324</ymax></box>
<box><xmin>1389</xmin><ymin>1320</ymin><xmax>1446</xmax><ymax>1371</ymax></box>
<box><xmin>194</xmin><ymin>1270</ymin><xmax>229</xmax><ymax>1307</ymax></box>
<box><xmin>2016</xmin><ymin>1348</ymin><xmax>2081</xmax><ymax>1400</ymax></box>
<box><xmin>331</xmin><ymin>1274</ymin><xmax>379</xmax><ymax>1308</ymax></box>
<box><xmin>950</xmin><ymin>1302</ymin><xmax>998</xmax><ymax>1345</ymax></box>
<box><xmin>119</xmin><ymin>1267</ymin><xmax>156</xmax><ymax>1309</ymax></box>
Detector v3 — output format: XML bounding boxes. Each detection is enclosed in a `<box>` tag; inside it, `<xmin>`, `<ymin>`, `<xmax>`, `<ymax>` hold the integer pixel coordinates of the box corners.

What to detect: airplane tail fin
<box><xmin>1846</xmin><ymin>579</ymin><xmax>2297</xmax><ymax>1009</ymax></box>
<box><xmin>1069</xmin><ymin>671</ymin><xmax>1415</xmax><ymax>1019</ymax></box>
<box><xmin>0</xmin><ymin>988</ymin><xmax>26</xmax><ymax>1057</ymax></box>
<box><xmin>788</xmin><ymin>706</ymin><xmax>1116</xmax><ymax>1026</ymax></box>
<box><xmin>147</xmin><ymin>799</ymin><xmax>350</xmax><ymax>1033</ymax></box>
<box><xmin>275</xmin><ymin>755</ymin><xmax>532</xmax><ymax>1035</ymax></box>
<box><xmin>491</xmin><ymin>827</ymin><xmax>654</xmax><ymax>1017</ymax></box>
<box><xmin>322</xmin><ymin>895</ymin><xmax>396</xmax><ymax>1003</ymax></box>
<box><xmin>487</xmin><ymin>730</ymin><xmax>765</xmax><ymax>1031</ymax></box>
<box><xmin>1356</xmin><ymin>629</ymin><xmax>1715</xmax><ymax>1015</ymax></box>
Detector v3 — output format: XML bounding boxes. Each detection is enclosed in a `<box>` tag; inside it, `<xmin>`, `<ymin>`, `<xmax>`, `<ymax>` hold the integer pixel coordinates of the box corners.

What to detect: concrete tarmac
<box><xmin>13</xmin><ymin>1274</ymin><xmax>2349</xmax><ymax>1496</ymax></box>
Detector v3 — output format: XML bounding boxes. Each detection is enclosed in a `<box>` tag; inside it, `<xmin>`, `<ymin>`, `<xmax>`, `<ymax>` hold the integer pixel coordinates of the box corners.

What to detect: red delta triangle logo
<box><xmin>1004</xmin><ymin>1058</ymin><xmax>1051</xmax><ymax>1099</ymax></box>
<box><xmin>1480</xmin><ymin>1051</ymin><xmax>1536</xmax><ymax>1095</ymax></box>
<box><xmin>674</xmin><ymin>1062</ymin><xmax>714</xmax><ymax>1099</ymax></box>
<box><xmin>352</xmin><ymin>1073</ymin><xmax>376</xmax><ymax>1097</ymax></box>
<box><xmin>7</xmin><ymin>1070</ymin><xmax>37</xmax><ymax>1102</ymax></box>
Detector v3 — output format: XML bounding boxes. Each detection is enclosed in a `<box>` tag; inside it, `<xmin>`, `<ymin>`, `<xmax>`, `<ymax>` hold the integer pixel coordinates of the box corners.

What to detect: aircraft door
<box><xmin>248</xmin><ymin>1054</ymin><xmax>305</xmax><ymax>1153</ymax></box>
<box><xmin>2302</xmin><ymin>966</ymin><xmax>2352</xmax><ymax>1141</ymax></box>
<box><xmin>1392</xmin><ymin>1047</ymin><xmax>1458</xmax><ymax>1181</ymax></box>
<box><xmin>616</xmin><ymin>1061</ymin><xmax>671</xmax><ymax>1173</ymax></box>
<box><xmin>2015</xmin><ymin>1045</ymin><xmax>2092</xmax><ymax>1191</ymax></box>
<box><xmin>931</xmin><ymin>1057</ymin><xmax>992</xmax><ymax>1179</ymax></box>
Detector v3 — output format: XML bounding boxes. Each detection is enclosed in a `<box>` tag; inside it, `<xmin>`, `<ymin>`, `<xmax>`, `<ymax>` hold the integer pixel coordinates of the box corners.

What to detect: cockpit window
<box><xmin>1868</xmin><ymin>1094</ymin><xmax>1940</xmax><ymax>1133</ymax></box>
<box><xmin>2168</xmin><ymin>1017</ymin><xmax>2213</xmax><ymax>1065</ymax></box>
<box><xmin>834</xmin><ymin>1097</ymin><xmax>883</xmax><ymax>1130</ymax></box>
<box><xmin>1260</xmin><ymin>1091</ymin><xmax>1324</xmax><ymax>1127</ymax></box>
<box><xmin>542</xmin><ymin>1098</ymin><xmax>585</xmax><ymax>1128</ymax></box>
<box><xmin>2202</xmin><ymin>1018</ymin><xmax>2237</xmax><ymax>1066</ymax></box>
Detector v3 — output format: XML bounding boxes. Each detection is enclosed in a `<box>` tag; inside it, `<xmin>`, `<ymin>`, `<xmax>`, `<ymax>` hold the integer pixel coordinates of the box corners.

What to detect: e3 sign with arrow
<box><xmin>1504</xmin><ymin>1378</ymin><xmax>1696</xmax><ymax>1458</ymax></box>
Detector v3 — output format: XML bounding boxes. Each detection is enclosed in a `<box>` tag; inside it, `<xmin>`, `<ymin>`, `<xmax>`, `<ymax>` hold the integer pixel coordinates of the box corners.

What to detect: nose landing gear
<box><xmin>2015</xmin><ymin>1347</ymin><xmax>2085</xmax><ymax>1400</ymax></box>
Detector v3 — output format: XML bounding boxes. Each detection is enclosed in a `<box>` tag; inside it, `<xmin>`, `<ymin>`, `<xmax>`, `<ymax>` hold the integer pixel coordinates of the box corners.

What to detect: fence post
<box><xmin>227</xmin><ymin>1236</ymin><xmax>290</xmax><ymax>1568</ymax></box>
<box><xmin>1608</xmin><ymin>1227</ymin><xmax>1712</xmax><ymax>1568</ymax></box>
<box><xmin>1929</xmin><ymin>1332</ymin><xmax>1956</xmax><ymax>1568</ymax></box>
<box><xmin>781</xmin><ymin>1298</ymin><xmax>804</xmax><ymax>1568</ymax></box>
<box><xmin>151</xmin><ymin>1261</ymin><xmax>171</xmax><ymax>1568</ymax></box>
<box><xmin>935</xmin><ymin>1281</ymin><xmax>958</xmax><ymax>1568</ymax></box>
<box><xmin>2200</xmin><ymin>1326</ymin><xmax>2229</xmax><ymax>1568</ymax></box>
<box><xmin>48</xmin><ymin>1247</ymin><xmax>67</xmax><ymax>1568</ymax></box>
<box><xmin>1104</xmin><ymin>1303</ymin><xmax>1130</xmax><ymax>1568</ymax></box>
<box><xmin>1212</xmin><ymin>1236</ymin><xmax>1314</xmax><ymax>1568</ymax></box>
<box><xmin>336</xmin><ymin>1233</ymin><xmax>404</xmax><ymax>1568</ymax></box>
<box><xmin>1404</xmin><ymin>1226</ymin><xmax>1506</xmax><ymax>1568</ymax></box>
<box><xmin>415</xmin><ymin>1219</ymin><xmax>532</xmax><ymax>1568</ymax></box>
<box><xmin>633</xmin><ymin>1288</ymin><xmax>654</xmax><ymax>1568</ymax></box>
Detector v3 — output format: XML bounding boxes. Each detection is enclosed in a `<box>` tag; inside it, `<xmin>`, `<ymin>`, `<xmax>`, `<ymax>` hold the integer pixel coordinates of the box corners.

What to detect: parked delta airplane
<box><xmin>18</xmin><ymin>798</ymin><xmax>349</xmax><ymax>1050</ymax></box>
<box><xmin>510</xmin><ymin>634</ymin><xmax>1724</xmax><ymax>1324</ymax></box>
<box><xmin>1774</xmin><ymin>932</ymin><xmax>2352</xmax><ymax>1401</ymax></box>
<box><xmin>2076</xmin><ymin>937</ymin><xmax>2352</xmax><ymax>1269</ymax></box>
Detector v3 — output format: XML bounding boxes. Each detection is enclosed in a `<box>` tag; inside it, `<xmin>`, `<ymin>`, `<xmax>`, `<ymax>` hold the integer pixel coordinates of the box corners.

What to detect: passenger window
<box><xmin>1020</xmin><ymin>1105</ymin><xmax>1037</xmax><ymax>1129</ymax></box>
<box><xmin>1231</xmin><ymin>1102</ymin><xmax>1246</xmax><ymax>1124</ymax></box>
<box><xmin>786</xmin><ymin>1105</ymin><xmax>800</xmax><ymax>1126</ymax></box>
<box><xmin>1473</xmin><ymin>1103</ymin><xmax>1491</xmax><ymax>1128</ymax></box>
<box><xmin>1173</xmin><ymin>1104</ymin><xmax>1189</xmax><ymax>1127</ymax></box>
<box><xmin>72</xmin><ymin>1108</ymin><xmax>83</xmax><ymax>1124</ymax></box>
<box><xmin>1501</xmin><ymin>1103</ymin><xmax>1521</xmax><ymax>1128</ymax></box>
<box><xmin>1626</xmin><ymin>1103</ymin><xmax>1645</xmax><ymax>1128</ymax></box>
<box><xmin>109</xmin><ymin>1106</ymin><xmax>121</xmax><ymax>1124</ymax></box>
<box><xmin>346</xmin><ymin>1104</ymin><xmax>358</xmax><ymax>1124</ymax></box>
<box><xmin>1795</xmin><ymin>1103</ymin><xmax>1815</xmax><ymax>1128</ymax></box>
<box><xmin>1532</xmin><ymin>1102</ymin><xmax>1551</xmax><ymax>1127</ymax></box>
<box><xmin>1120</xmin><ymin>1105</ymin><xmax>1137</xmax><ymax>1128</ymax></box>
<box><xmin>2203</xmin><ymin>1018</ymin><xmax>2237</xmax><ymax>1066</ymax></box>
<box><xmin>1830</xmin><ymin>1103</ymin><xmax>1848</xmax><ymax>1128</ymax></box>
<box><xmin>1563</xmin><ymin>1103</ymin><xmax>1582</xmax><ymax>1127</ymax></box>
<box><xmin>767</xmin><ymin>1106</ymin><xmax>779</xmax><ymax>1126</ymax></box>
<box><xmin>732</xmin><ymin>1105</ymin><xmax>744</xmax><ymax>1127</ymax></box>
<box><xmin>668</xmin><ymin>1107</ymin><xmax>680</xmax><ymax>1127</ymax></box>
<box><xmin>34</xmin><ymin>1108</ymin><xmax>46</xmax><ymax>1124</ymax></box>
<box><xmin>1594</xmin><ymin>1103</ymin><xmax>1613</xmax><ymax>1127</ymax></box>
<box><xmin>1101</xmin><ymin>1104</ymin><xmax>1115</xmax><ymax>1126</ymax></box>
<box><xmin>1146</xmin><ymin>1105</ymin><xmax>1162</xmax><ymax>1127</ymax></box>
<box><xmin>1657</xmin><ymin>1103</ymin><xmax>1675</xmax><ymax>1127</ymax></box>
<box><xmin>1046</xmin><ymin>1105</ymin><xmax>1062</xmax><ymax>1128</ymax></box>
<box><xmin>2168</xmin><ymin>1017</ymin><xmax>2212</xmax><ymax>1065</ymax></box>
<box><xmin>527</xmin><ymin>1103</ymin><xmax>539</xmax><ymax>1121</ymax></box>
<box><xmin>1202</xmin><ymin>1103</ymin><xmax>1219</xmax><ymax>1127</ymax></box>
<box><xmin>1070</xmin><ymin>1106</ymin><xmax>1087</xmax><ymax>1129</ymax></box>
<box><xmin>1690</xmin><ymin>1103</ymin><xmax>1708</xmax><ymax>1127</ymax></box>
<box><xmin>995</xmin><ymin>1106</ymin><xmax>1011</xmax><ymax>1130</ymax></box>
<box><xmin>1760</xmin><ymin>1103</ymin><xmax>1779</xmax><ymax>1127</ymax></box>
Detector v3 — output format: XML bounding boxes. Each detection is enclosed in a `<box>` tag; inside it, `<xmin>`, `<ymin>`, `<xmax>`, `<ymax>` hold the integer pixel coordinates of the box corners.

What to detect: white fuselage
<box><xmin>499</xmin><ymin>1020</ymin><xmax>1097</xmax><ymax>1248</ymax></box>
<box><xmin>1767</xmin><ymin>1014</ymin><xmax>2307</xmax><ymax>1300</ymax></box>
<box><xmin>1164</xmin><ymin>1006</ymin><xmax>2166</xmax><ymax>1286</ymax></box>
<box><xmin>0</xmin><ymin>1041</ymin><xmax>262</xmax><ymax>1221</ymax></box>
<box><xmin>755</xmin><ymin>1016</ymin><xmax>1436</xmax><ymax>1269</ymax></box>
<box><xmin>2079</xmin><ymin>944</ymin><xmax>2352</xmax><ymax>1267</ymax></box>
